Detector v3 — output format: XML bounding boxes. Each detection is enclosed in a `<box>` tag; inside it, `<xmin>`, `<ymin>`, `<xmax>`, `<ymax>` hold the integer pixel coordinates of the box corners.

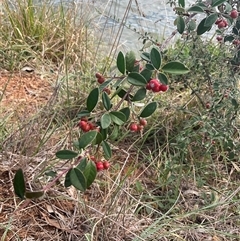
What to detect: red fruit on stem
<box><xmin>159</xmin><ymin>84</ymin><xmax>168</xmax><ymax>92</ymax></box>
<box><xmin>96</xmin><ymin>161</ymin><xmax>104</xmax><ymax>171</ymax></box>
<box><xmin>129</xmin><ymin>123</ymin><xmax>138</xmax><ymax>132</ymax></box>
<box><xmin>152</xmin><ymin>84</ymin><xmax>161</xmax><ymax>92</ymax></box>
<box><xmin>222</xmin><ymin>19</ymin><xmax>228</xmax><ymax>27</ymax></box>
<box><xmin>206</xmin><ymin>102</ymin><xmax>211</xmax><ymax>109</ymax></box>
<box><xmin>137</xmin><ymin>124</ymin><xmax>144</xmax><ymax>131</ymax></box>
<box><xmin>95</xmin><ymin>72</ymin><xmax>102</xmax><ymax>78</ymax></box>
<box><xmin>216</xmin><ymin>36</ymin><xmax>223</xmax><ymax>42</ymax></box>
<box><xmin>82</xmin><ymin>123</ymin><xmax>91</xmax><ymax>132</ymax></box>
<box><xmin>103</xmin><ymin>161</ymin><xmax>110</xmax><ymax>169</ymax></box>
<box><xmin>103</xmin><ymin>87</ymin><xmax>111</xmax><ymax>95</ymax></box>
<box><xmin>215</xmin><ymin>18</ymin><xmax>222</xmax><ymax>25</ymax></box>
<box><xmin>146</xmin><ymin>83</ymin><xmax>152</xmax><ymax>90</ymax></box>
<box><xmin>230</xmin><ymin>10</ymin><xmax>238</xmax><ymax>19</ymax></box>
<box><xmin>233</xmin><ymin>39</ymin><xmax>240</xmax><ymax>45</ymax></box>
<box><xmin>88</xmin><ymin>122</ymin><xmax>96</xmax><ymax>130</ymax></box>
<box><xmin>218</xmin><ymin>20</ymin><xmax>225</xmax><ymax>29</ymax></box>
<box><xmin>90</xmin><ymin>156</ymin><xmax>96</xmax><ymax>162</ymax></box>
<box><xmin>139</xmin><ymin>118</ymin><xmax>147</xmax><ymax>126</ymax></box>
<box><xmin>149</xmin><ymin>79</ymin><xmax>160</xmax><ymax>90</ymax></box>
<box><xmin>79</xmin><ymin>120</ymin><xmax>87</xmax><ymax>128</ymax></box>
<box><xmin>97</xmin><ymin>77</ymin><xmax>105</xmax><ymax>84</ymax></box>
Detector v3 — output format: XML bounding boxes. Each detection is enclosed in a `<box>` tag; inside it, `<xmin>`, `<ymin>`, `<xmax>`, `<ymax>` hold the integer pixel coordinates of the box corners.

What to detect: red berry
<box><xmin>139</xmin><ymin>118</ymin><xmax>147</xmax><ymax>126</ymax></box>
<box><xmin>230</xmin><ymin>10</ymin><xmax>238</xmax><ymax>19</ymax></box>
<box><xmin>152</xmin><ymin>84</ymin><xmax>161</xmax><ymax>92</ymax></box>
<box><xmin>233</xmin><ymin>39</ymin><xmax>240</xmax><ymax>45</ymax></box>
<box><xmin>79</xmin><ymin>120</ymin><xmax>87</xmax><ymax>128</ymax></box>
<box><xmin>97</xmin><ymin>76</ymin><xmax>105</xmax><ymax>84</ymax></box>
<box><xmin>90</xmin><ymin>156</ymin><xmax>96</xmax><ymax>162</ymax></box>
<box><xmin>216</xmin><ymin>36</ymin><xmax>223</xmax><ymax>42</ymax></box>
<box><xmin>96</xmin><ymin>161</ymin><xmax>104</xmax><ymax>171</ymax></box>
<box><xmin>206</xmin><ymin>102</ymin><xmax>211</xmax><ymax>109</ymax></box>
<box><xmin>215</xmin><ymin>18</ymin><xmax>222</xmax><ymax>25</ymax></box>
<box><xmin>149</xmin><ymin>79</ymin><xmax>160</xmax><ymax>90</ymax></box>
<box><xmin>103</xmin><ymin>87</ymin><xmax>111</xmax><ymax>95</ymax></box>
<box><xmin>129</xmin><ymin>123</ymin><xmax>138</xmax><ymax>132</ymax></box>
<box><xmin>159</xmin><ymin>84</ymin><xmax>168</xmax><ymax>92</ymax></box>
<box><xmin>218</xmin><ymin>20</ymin><xmax>226</xmax><ymax>29</ymax></box>
<box><xmin>82</xmin><ymin>123</ymin><xmax>91</xmax><ymax>132</ymax></box>
<box><xmin>137</xmin><ymin>124</ymin><xmax>144</xmax><ymax>131</ymax></box>
<box><xmin>88</xmin><ymin>122</ymin><xmax>96</xmax><ymax>130</ymax></box>
<box><xmin>103</xmin><ymin>161</ymin><xmax>110</xmax><ymax>169</ymax></box>
<box><xmin>95</xmin><ymin>72</ymin><xmax>102</xmax><ymax>78</ymax></box>
<box><xmin>146</xmin><ymin>83</ymin><xmax>152</xmax><ymax>90</ymax></box>
<box><xmin>222</xmin><ymin>19</ymin><xmax>228</xmax><ymax>27</ymax></box>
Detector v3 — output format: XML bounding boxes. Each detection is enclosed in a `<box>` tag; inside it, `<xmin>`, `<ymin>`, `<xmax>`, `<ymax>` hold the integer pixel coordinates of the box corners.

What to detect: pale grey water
<box><xmin>71</xmin><ymin>0</ymin><xmax>196</xmax><ymax>51</ymax></box>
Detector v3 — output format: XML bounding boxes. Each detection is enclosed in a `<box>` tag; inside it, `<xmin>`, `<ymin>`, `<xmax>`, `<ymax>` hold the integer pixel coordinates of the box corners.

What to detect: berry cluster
<box><xmin>95</xmin><ymin>72</ymin><xmax>105</xmax><ymax>84</ymax></box>
<box><xmin>95</xmin><ymin>72</ymin><xmax>111</xmax><ymax>95</ymax></box>
<box><xmin>146</xmin><ymin>79</ymin><xmax>168</xmax><ymax>92</ymax></box>
<box><xmin>78</xmin><ymin>118</ymin><xmax>100</xmax><ymax>132</ymax></box>
<box><xmin>129</xmin><ymin>118</ymin><xmax>147</xmax><ymax>132</ymax></box>
<box><xmin>215</xmin><ymin>18</ymin><xmax>228</xmax><ymax>29</ymax></box>
<box><xmin>90</xmin><ymin>156</ymin><xmax>110</xmax><ymax>172</ymax></box>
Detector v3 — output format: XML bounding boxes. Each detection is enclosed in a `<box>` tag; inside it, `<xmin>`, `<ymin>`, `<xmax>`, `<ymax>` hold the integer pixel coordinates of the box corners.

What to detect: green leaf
<box><xmin>158</xmin><ymin>73</ymin><xmax>168</xmax><ymax>85</ymax></box>
<box><xmin>188</xmin><ymin>19</ymin><xmax>197</xmax><ymax>31</ymax></box>
<box><xmin>197</xmin><ymin>18</ymin><xmax>211</xmax><ymax>35</ymax></box>
<box><xmin>119</xmin><ymin>107</ymin><xmax>130</xmax><ymax>121</ymax></box>
<box><xmin>70</xmin><ymin>168</ymin><xmax>86</xmax><ymax>191</ymax></box>
<box><xmin>140</xmin><ymin>102</ymin><xmax>158</xmax><ymax>118</ymax></box>
<box><xmin>140</xmin><ymin>52</ymin><xmax>150</xmax><ymax>62</ymax></box>
<box><xmin>140</xmin><ymin>68</ymin><xmax>153</xmax><ymax>81</ymax></box>
<box><xmin>187</xmin><ymin>5</ymin><xmax>204</xmax><ymax>13</ymax></box>
<box><xmin>109</xmin><ymin>125</ymin><xmax>119</xmax><ymax>141</ymax></box>
<box><xmin>13</xmin><ymin>169</ymin><xmax>26</xmax><ymax>200</ymax></box>
<box><xmin>204</xmin><ymin>13</ymin><xmax>218</xmax><ymax>28</ymax></box>
<box><xmin>176</xmin><ymin>16</ymin><xmax>185</xmax><ymax>34</ymax></box>
<box><xmin>110</xmin><ymin>111</ymin><xmax>126</xmax><ymax>125</ymax></box>
<box><xmin>45</xmin><ymin>171</ymin><xmax>57</xmax><ymax>177</ymax></box>
<box><xmin>128</xmin><ymin>72</ymin><xmax>147</xmax><ymax>86</ymax></box>
<box><xmin>132</xmin><ymin>88</ymin><xmax>147</xmax><ymax>102</ymax></box>
<box><xmin>100</xmin><ymin>127</ymin><xmax>108</xmax><ymax>140</ymax></box>
<box><xmin>162</xmin><ymin>61</ymin><xmax>189</xmax><ymax>74</ymax></box>
<box><xmin>211</xmin><ymin>0</ymin><xmax>226</xmax><ymax>7</ymax></box>
<box><xmin>87</xmin><ymin>87</ymin><xmax>99</xmax><ymax>112</ymax></box>
<box><xmin>102</xmin><ymin>92</ymin><xmax>112</xmax><ymax>111</ymax></box>
<box><xmin>178</xmin><ymin>0</ymin><xmax>185</xmax><ymax>7</ymax></box>
<box><xmin>145</xmin><ymin>63</ymin><xmax>155</xmax><ymax>70</ymax></box>
<box><xmin>102</xmin><ymin>141</ymin><xmax>112</xmax><ymax>159</ymax></box>
<box><xmin>83</xmin><ymin>161</ymin><xmax>97</xmax><ymax>188</ymax></box>
<box><xmin>25</xmin><ymin>191</ymin><xmax>44</xmax><ymax>199</ymax></box>
<box><xmin>76</xmin><ymin>157</ymin><xmax>87</xmax><ymax>171</ymax></box>
<box><xmin>101</xmin><ymin>113</ymin><xmax>112</xmax><ymax>129</ymax></box>
<box><xmin>224</xmin><ymin>35</ymin><xmax>234</xmax><ymax>42</ymax></box>
<box><xmin>150</xmin><ymin>47</ymin><xmax>162</xmax><ymax>69</ymax></box>
<box><xmin>92</xmin><ymin>131</ymin><xmax>103</xmax><ymax>145</ymax></box>
<box><xmin>231</xmin><ymin>98</ymin><xmax>239</xmax><ymax>109</ymax></box>
<box><xmin>78</xmin><ymin>131</ymin><xmax>98</xmax><ymax>149</ymax></box>
<box><xmin>64</xmin><ymin>169</ymin><xmax>72</xmax><ymax>187</ymax></box>
<box><xmin>56</xmin><ymin>150</ymin><xmax>78</xmax><ymax>160</ymax></box>
<box><xmin>125</xmin><ymin>51</ymin><xmax>136</xmax><ymax>72</ymax></box>
<box><xmin>77</xmin><ymin>110</ymin><xmax>90</xmax><ymax>118</ymax></box>
<box><xmin>117</xmin><ymin>51</ymin><xmax>126</xmax><ymax>74</ymax></box>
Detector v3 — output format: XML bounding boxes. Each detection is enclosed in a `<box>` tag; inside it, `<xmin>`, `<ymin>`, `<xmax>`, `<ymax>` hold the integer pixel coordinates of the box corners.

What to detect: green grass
<box><xmin>0</xmin><ymin>0</ymin><xmax>240</xmax><ymax>240</ymax></box>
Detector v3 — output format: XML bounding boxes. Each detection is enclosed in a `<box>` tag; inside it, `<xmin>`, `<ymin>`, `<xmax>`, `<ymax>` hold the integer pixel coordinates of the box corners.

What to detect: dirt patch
<box><xmin>0</xmin><ymin>71</ymin><xmax>55</xmax><ymax>117</ymax></box>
